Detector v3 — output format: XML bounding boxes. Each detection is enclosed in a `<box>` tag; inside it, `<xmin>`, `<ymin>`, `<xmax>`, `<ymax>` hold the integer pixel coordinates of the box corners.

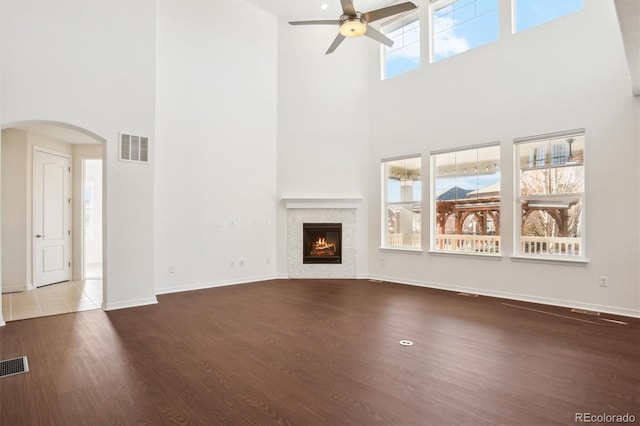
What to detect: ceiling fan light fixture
<box><xmin>339</xmin><ymin>16</ymin><xmax>367</xmax><ymax>37</ymax></box>
<box><xmin>289</xmin><ymin>1</ymin><xmax>417</xmax><ymax>53</ymax></box>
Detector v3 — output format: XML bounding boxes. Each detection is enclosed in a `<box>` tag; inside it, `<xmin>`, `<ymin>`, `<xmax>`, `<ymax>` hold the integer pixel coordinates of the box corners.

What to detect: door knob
<box><xmin>35</xmin><ymin>234</ymin><xmax>42</xmax><ymax>238</ymax></box>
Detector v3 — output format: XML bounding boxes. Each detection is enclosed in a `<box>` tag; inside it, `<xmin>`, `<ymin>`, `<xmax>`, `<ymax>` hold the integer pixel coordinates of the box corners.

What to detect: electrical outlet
<box><xmin>599</xmin><ymin>276</ymin><xmax>608</xmax><ymax>287</ymax></box>
<box><xmin>214</xmin><ymin>220</ymin><xmax>221</xmax><ymax>228</ymax></box>
<box><xmin>239</xmin><ymin>259</ymin><xmax>245</xmax><ymax>267</ymax></box>
<box><xmin>169</xmin><ymin>265</ymin><xmax>175</xmax><ymax>274</ymax></box>
<box><xmin>266</xmin><ymin>257</ymin><xmax>271</xmax><ymax>265</ymax></box>
<box><xmin>230</xmin><ymin>220</ymin><xmax>235</xmax><ymax>227</ymax></box>
<box><xmin>230</xmin><ymin>260</ymin><xmax>235</xmax><ymax>268</ymax></box>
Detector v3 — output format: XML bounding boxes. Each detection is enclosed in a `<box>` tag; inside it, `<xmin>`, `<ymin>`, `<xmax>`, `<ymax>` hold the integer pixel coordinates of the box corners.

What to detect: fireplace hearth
<box><xmin>303</xmin><ymin>223</ymin><xmax>342</xmax><ymax>264</ymax></box>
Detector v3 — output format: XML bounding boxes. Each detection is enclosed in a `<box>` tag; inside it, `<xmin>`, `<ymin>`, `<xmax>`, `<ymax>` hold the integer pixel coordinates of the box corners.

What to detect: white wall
<box><xmin>0</xmin><ymin>51</ymin><xmax>3</xmax><ymax>325</ymax></box>
<box><xmin>1</xmin><ymin>130</ymin><xmax>28</xmax><ymax>291</ymax></box>
<box><xmin>276</xmin><ymin>20</ymin><xmax>372</xmax><ymax>277</ymax></box>
<box><xmin>366</xmin><ymin>0</ymin><xmax>639</xmax><ymax>316</ymax></box>
<box><xmin>0</xmin><ymin>0</ymin><xmax>157</xmax><ymax>309</ymax></box>
<box><xmin>154</xmin><ymin>0</ymin><xmax>279</xmax><ymax>293</ymax></box>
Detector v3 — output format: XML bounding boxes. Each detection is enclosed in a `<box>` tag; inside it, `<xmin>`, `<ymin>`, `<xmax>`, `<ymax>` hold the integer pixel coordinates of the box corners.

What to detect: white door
<box><xmin>33</xmin><ymin>149</ymin><xmax>71</xmax><ymax>287</ymax></box>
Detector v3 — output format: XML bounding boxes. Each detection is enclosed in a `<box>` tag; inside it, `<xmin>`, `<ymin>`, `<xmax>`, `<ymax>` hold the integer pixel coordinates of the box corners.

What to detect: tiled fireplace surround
<box><xmin>283</xmin><ymin>198</ymin><xmax>361</xmax><ymax>279</ymax></box>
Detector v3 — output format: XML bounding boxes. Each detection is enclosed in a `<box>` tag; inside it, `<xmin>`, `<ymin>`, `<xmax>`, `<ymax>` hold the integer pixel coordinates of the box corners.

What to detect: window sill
<box><xmin>510</xmin><ymin>255</ymin><xmax>588</xmax><ymax>266</ymax></box>
<box><xmin>379</xmin><ymin>247</ymin><xmax>423</xmax><ymax>254</ymax></box>
<box><xmin>428</xmin><ymin>250</ymin><xmax>503</xmax><ymax>260</ymax></box>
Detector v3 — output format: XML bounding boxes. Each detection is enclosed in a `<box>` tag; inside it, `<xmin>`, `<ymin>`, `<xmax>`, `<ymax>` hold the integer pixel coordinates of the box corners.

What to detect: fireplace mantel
<box><xmin>282</xmin><ymin>198</ymin><xmax>362</xmax><ymax>209</ymax></box>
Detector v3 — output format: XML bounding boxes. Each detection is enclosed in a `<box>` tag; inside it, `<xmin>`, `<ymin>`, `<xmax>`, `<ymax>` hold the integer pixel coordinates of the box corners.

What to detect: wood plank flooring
<box><xmin>1</xmin><ymin>279</ymin><xmax>638</xmax><ymax>425</ymax></box>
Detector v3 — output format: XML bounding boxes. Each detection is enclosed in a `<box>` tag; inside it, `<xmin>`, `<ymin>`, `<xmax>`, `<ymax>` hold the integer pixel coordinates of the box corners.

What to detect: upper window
<box><xmin>515</xmin><ymin>132</ymin><xmax>585</xmax><ymax>259</ymax></box>
<box><xmin>382</xmin><ymin>156</ymin><xmax>422</xmax><ymax>249</ymax></box>
<box><xmin>514</xmin><ymin>0</ymin><xmax>584</xmax><ymax>33</ymax></box>
<box><xmin>431</xmin><ymin>0</ymin><xmax>499</xmax><ymax>62</ymax></box>
<box><xmin>431</xmin><ymin>144</ymin><xmax>501</xmax><ymax>254</ymax></box>
<box><xmin>382</xmin><ymin>13</ymin><xmax>420</xmax><ymax>79</ymax></box>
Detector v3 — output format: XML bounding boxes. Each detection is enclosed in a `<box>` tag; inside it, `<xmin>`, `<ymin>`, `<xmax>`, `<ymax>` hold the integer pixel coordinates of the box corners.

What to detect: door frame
<box><xmin>80</xmin><ymin>158</ymin><xmax>103</xmax><ymax>280</ymax></box>
<box><xmin>32</xmin><ymin>146</ymin><xmax>72</xmax><ymax>288</ymax></box>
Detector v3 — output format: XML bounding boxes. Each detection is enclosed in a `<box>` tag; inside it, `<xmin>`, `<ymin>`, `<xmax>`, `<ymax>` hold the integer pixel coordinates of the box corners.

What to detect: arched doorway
<box><xmin>1</xmin><ymin>120</ymin><xmax>106</xmax><ymax>322</ymax></box>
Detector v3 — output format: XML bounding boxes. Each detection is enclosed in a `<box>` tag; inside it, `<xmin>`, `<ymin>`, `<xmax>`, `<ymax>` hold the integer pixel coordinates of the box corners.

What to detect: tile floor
<box><xmin>2</xmin><ymin>279</ymin><xmax>103</xmax><ymax>322</ymax></box>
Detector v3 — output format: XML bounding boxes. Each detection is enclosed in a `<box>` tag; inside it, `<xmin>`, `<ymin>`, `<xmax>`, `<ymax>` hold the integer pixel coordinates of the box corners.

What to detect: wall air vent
<box><xmin>120</xmin><ymin>133</ymin><xmax>149</xmax><ymax>163</ymax></box>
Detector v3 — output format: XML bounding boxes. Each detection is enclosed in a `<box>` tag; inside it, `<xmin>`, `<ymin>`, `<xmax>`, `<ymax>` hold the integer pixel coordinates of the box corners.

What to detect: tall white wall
<box><xmin>366</xmin><ymin>0</ymin><xmax>639</xmax><ymax>316</ymax></box>
<box><xmin>154</xmin><ymin>0</ymin><xmax>279</xmax><ymax>293</ymax></box>
<box><xmin>276</xmin><ymin>20</ymin><xmax>372</xmax><ymax>277</ymax></box>
<box><xmin>0</xmin><ymin>0</ymin><xmax>157</xmax><ymax>309</ymax></box>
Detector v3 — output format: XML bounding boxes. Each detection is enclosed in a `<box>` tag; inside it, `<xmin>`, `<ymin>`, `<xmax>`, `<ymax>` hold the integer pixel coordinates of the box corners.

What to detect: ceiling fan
<box><xmin>289</xmin><ymin>0</ymin><xmax>417</xmax><ymax>54</ymax></box>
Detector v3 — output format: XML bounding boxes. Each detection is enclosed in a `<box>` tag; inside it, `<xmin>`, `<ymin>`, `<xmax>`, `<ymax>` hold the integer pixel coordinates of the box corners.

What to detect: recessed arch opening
<box><xmin>1</xmin><ymin>120</ymin><xmax>107</xmax><ymax>323</ymax></box>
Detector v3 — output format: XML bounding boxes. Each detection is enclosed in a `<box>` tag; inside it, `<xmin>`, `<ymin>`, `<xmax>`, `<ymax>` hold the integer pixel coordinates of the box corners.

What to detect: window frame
<box><xmin>381</xmin><ymin>10</ymin><xmax>421</xmax><ymax>80</ymax></box>
<box><xmin>381</xmin><ymin>154</ymin><xmax>423</xmax><ymax>251</ymax></box>
<box><xmin>513</xmin><ymin>129</ymin><xmax>586</xmax><ymax>262</ymax></box>
<box><xmin>512</xmin><ymin>0</ymin><xmax>584</xmax><ymax>34</ymax></box>
<box><xmin>430</xmin><ymin>142</ymin><xmax>502</xmax><ymax>256</ymax></box>
<box><xmin>429</xmin><ymin>0</ymin><xmax>500</xmax><ymax>63</ymax></box>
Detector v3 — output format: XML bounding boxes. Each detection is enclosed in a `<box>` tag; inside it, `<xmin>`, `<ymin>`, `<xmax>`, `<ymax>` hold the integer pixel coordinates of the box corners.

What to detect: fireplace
<box><xmin>303</xmin><ymin>223</ymin><xmax>342</xmax><ymax>264</ymax></box>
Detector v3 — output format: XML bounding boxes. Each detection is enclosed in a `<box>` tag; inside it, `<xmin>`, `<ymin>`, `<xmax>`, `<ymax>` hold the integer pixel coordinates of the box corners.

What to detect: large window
<box><xmin>515</xmin><ymin>131</ymin><xmax>585</xmax><ymax>259</ymax></box>
<box><xmin>382</xmin><ymin>12</ymin><xmax>420</xmax><ymax>79</ymax></box>
<box><xmin>431</xmin><ymin>144</ymin><xmax>501</xmax><ymax>254</ymax></box>
<box><xmin>514</xmin><ymin>0</ymin><xmax>584</xmax><ymax>33</ymax></box>
<box><xmin>382</xmin><ymin>156</ymin><xmax>422</xmax><ymax>249</ymax></box>
<box><xmin>430</xmin><ymin>0</ymin><xmax>499</xmax><ymax>62</ymax></box>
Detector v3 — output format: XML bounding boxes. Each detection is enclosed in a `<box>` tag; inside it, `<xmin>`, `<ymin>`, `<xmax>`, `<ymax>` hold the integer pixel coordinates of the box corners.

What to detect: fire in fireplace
<box><xmin>303</xmin><ymin>223</ymin><xmax>342</xmax><ymax>264</ymax></box>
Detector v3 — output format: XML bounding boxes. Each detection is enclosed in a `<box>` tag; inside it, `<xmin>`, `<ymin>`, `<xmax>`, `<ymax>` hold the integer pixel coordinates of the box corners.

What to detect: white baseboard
<box><xmin>0</xmin><ymin>317</ymin><xmax>5</xmax><ymax>327</ymax></box>
<box><xmin>103</xmin><ymin>296</ymin><xmax>158</xmax><ymax>311</ymax></box>
<box><xmin>153</xmin><ymin>273</ymin><xmax>639</xmax><ymax>319</ymax></box>
<box><xmin>2</xmin><ymin>284</ymin><xmax>28</xmax><ymax>294</ymax></box>
<box><xmin>155</xmin><ymin>274</ymin><xmax>279</xmax><ymax>295</ymax></box>
<box><xmin>367</xmin><ymin>274</ymin><xmax>640</xmax><ymax>319</ymax></box>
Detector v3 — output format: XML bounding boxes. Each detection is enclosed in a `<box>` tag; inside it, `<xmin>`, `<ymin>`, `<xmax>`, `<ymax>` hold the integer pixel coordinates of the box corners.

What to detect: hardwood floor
<box><xmin>1</xmin><ymin>279</ymin><xmax>638</xmax><ymax>425</ymax></box>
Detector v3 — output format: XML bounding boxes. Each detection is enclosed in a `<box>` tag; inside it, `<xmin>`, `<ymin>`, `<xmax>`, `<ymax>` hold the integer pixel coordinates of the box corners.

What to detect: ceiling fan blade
<box><xmin>363</xmin><ymin>2</ymin><xmax>417</xmax><ymax>23</ymax></box>
<box><xmin>289</xmin><ymin>19</ymin><xmax>340</xmax><ymax>25</ymax></box>
<box><xmin>326</xmin><ymin>33</ymin><xmax>346</xmax><ymax>54</ymax></box>
<box><xmin>364</xmin><ymin>26</ymin><xmax>394</xmax><ymax>47</ymax></box>
<box><xmin>340</xmin><ymin>0</ymin><xmax>356</xmax><ymax>16</ymax></box>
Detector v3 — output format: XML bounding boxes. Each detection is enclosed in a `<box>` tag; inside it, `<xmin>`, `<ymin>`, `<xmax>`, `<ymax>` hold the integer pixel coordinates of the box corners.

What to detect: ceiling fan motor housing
<box><xmin>339</xmin><ymin>12</ymin><xmax>367</xmax><ymax>37</ymax></box>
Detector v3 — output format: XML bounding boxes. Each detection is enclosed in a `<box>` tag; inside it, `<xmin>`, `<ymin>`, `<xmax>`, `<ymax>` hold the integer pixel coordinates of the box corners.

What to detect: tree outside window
<box><xmin>516</xmin><ymin>132</ymin><xmax>585</xmax><ymax>258</ymax></box>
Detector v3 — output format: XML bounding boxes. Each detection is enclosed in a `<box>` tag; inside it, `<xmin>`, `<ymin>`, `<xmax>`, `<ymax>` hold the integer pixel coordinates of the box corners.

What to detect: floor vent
<box><xmin>571</xmin><ymin>308</ymin><xmax>600</xmax><ymax>316</ymax></box>
<box><xmin>457</xmin><ymin>292</ymin><xmax>479</xmax><ymax>297</ymax></box>
<box><xmin>0</xmin><ymin>356</ymin><xmax>29</xmax><ymax>378</ymax></box>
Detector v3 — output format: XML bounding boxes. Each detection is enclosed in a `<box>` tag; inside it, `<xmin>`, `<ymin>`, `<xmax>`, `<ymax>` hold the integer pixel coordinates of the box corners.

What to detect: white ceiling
<box><xmin>245</xmin><ymin>0</ymin><xmax>400</xmax><ymax>19</ymax></box>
